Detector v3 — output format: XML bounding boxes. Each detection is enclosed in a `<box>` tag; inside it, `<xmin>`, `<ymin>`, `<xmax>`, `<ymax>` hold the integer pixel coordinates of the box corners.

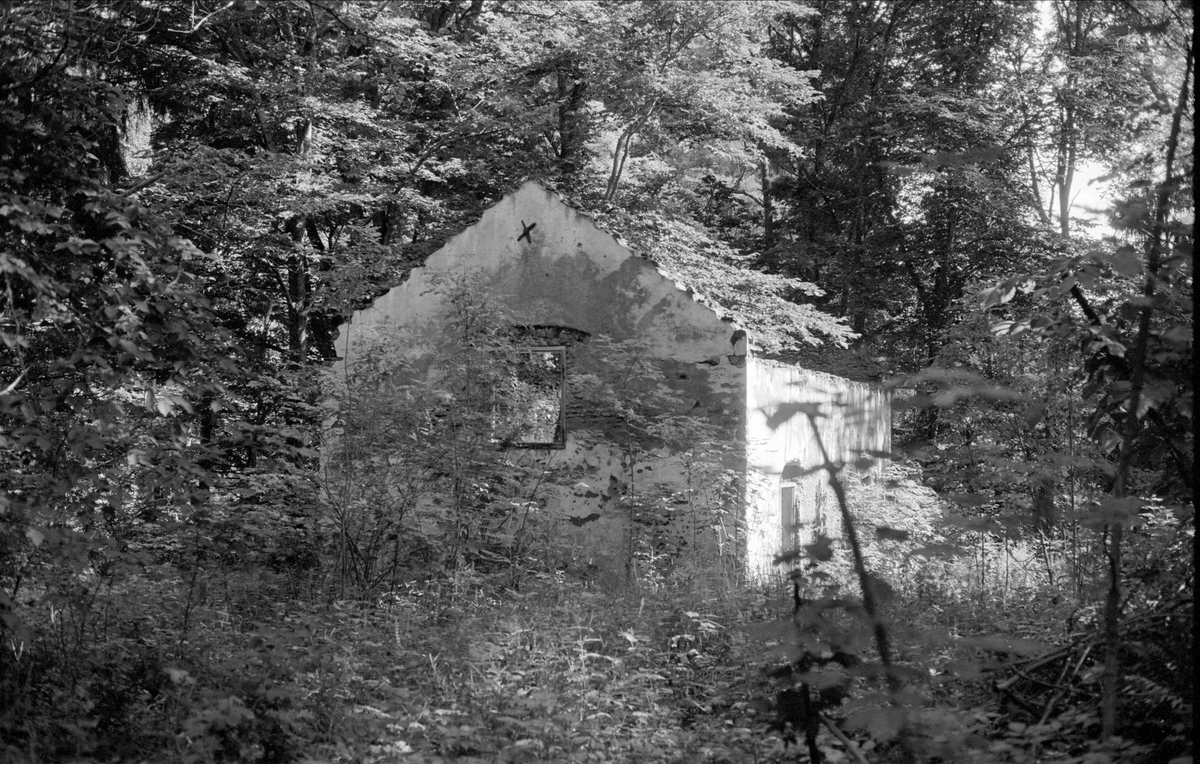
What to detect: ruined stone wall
<box><xmin>331</xmin><ymin>182</ymin><xmax>748</xmax><ymax>580</ymax></box>
<box><xmin>744</xmin><ymin>355</ymin><xmax>891</xmax><ymax>579</ymax></box>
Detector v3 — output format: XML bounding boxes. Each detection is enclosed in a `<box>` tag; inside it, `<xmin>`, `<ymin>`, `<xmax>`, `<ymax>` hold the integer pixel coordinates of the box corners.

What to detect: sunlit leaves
<box><xmin>596</xmin><ymin>210</ymin><xmax>853</xmax><ymax>351</ymax></box>
<box><xmin>978</xmin><ymin>277</ymin><xmax>1036</xmax><ymax>310</ymax></box>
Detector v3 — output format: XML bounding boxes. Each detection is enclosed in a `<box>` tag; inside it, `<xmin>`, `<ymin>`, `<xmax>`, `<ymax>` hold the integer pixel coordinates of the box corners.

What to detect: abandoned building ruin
<box><xmin>329</xmin><ymin>181</ymin><xmax>891</xmax><ymax>581</ymax></box>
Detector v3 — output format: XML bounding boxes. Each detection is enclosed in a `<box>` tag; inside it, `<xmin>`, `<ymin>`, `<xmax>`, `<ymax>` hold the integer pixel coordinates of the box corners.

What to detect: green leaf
<box><xmin>946</xmin><ymin>493</ymin><xmax>991</xmax><ymax>508</ymax></box>
<box><xmin>804</xmin><ymin>534</ymin><xmax>834</xmax><ymax>561</ymax></box>
<box><xmin>1085</xmin><ymin>496</ymin><xmax>1142</xmax><ymax>526</ymax></box>
<box><xmin>966</xmin><ymin>635</ymin><xmax>1046</xmax><ymax>656</ymax></box>
<box><xmin>909</xmin><ymin>543</ymin><xmax>963</xmax><ymax>559</ymax></box>
<box><xmin>991</xmin><ymin>319</ymin><xmax>1030</xmax><ymax>337</ymax></box>
<box><xmin>979</xmin><ymin>282</ymin><xmax>1017</xmax><ymax>308</ymax></box>
<box><xmin>1159</xmin><ymin>324</ymin><xmax>1192</xmax><ymax>345</ymax></box>
<box><xmin>1105</xmin><ymin>246</ymin><xmax>1143</xmax><ymax>277</ymax></box>
<box><xmin>875</xmin><ymin>526</ymin><xmax>910</xmax><ymax>542</ymax></box>
<box><xmin>165</xmin><ymin>667</ymin><xmax>194</xmax><ymax>686</ymax></box>
<box><xmin>847</xmin><ymin>704</ymin><xmax>906</xmax><ymax>742</ymax></box>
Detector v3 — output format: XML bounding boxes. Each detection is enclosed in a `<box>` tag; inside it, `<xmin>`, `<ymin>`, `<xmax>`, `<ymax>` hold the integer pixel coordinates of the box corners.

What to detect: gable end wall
<box><xmin>331</xmin><ymin>182</ymin><xmax>749</xmax><ymax>582</ymax></box>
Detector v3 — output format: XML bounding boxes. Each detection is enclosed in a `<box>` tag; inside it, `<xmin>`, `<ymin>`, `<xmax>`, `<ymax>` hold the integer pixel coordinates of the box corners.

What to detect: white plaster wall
<box><xmin>744</xmin><ymin>355</ymin><xmax>891</xmax><ymax>578</ymax></box>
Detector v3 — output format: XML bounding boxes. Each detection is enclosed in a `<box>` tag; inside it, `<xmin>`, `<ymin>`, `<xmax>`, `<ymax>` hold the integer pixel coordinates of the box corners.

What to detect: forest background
<box><xmin>0</xmin><ymin>1</ymin><xmax>1192</xmax><ymax>763</ymax></box>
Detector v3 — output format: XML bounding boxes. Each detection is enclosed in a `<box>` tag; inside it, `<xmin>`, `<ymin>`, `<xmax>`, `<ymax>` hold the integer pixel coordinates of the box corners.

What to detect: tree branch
<box><xmin>1</xmin><ymin>369</ymin><xmax>28</xmax><ymax>396</ymax></box>
<box><xmin>1068</xmin><ymin>284</ymin><xmax>1102</xmax><ymax>326</ymax></box>
<box><xmin>119</xmin><ymin>171</ymin><xmax>167</xmax><ymax>197</ymax></box>
<box><xmin>169</xmin><ymin>1</ymin><xmax>236</xmax><ymax>34</ymax></box>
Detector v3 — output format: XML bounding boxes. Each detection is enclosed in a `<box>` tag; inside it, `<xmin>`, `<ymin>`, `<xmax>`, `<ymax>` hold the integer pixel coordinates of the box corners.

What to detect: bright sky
<box><xmin>1071</xmin><ymin>166</ymin><xmax>1114</xmax><ymax>230</ymax></box>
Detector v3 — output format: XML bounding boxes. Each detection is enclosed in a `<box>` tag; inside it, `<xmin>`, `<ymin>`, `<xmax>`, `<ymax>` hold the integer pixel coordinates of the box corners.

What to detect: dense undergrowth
<box><xmin>1</xmin><ymin>483</ymin><xmax>1191</xmax><ymax>764</ymax></box>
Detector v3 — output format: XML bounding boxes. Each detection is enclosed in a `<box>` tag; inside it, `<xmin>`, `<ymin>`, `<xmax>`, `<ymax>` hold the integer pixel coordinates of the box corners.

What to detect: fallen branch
<box><xmin>119</xmin><ymin>171</ymin><xmax>166</xmax><ymax>197</ymax></box>
<box><xmin>999</xmin><ymin>667</ymin><xmax>1069</xmax><ymax>693</ymax></box>
<box><xmin>2</xmin><ymin>368</ymin><xmax>27</xmax><ymax>395</ymax></box>
<box><xmin>996</xmin><ymin>640</ymin><xmax>1084</xmax><ymax>682</ymax></box>
<box><xmin>1038</xmin><ymin>644</ymin><xmax>1091</xmax><ymax>726</ymax></box>
<box><xmin>821</xmin><ymin>713</ymin><xmax>870</xmax><ymax>764</ymax></box>
<box><xmin>1000</xmin><ymin>689</ymin><xmax>1042</xmax><ymax>717</ymax></box>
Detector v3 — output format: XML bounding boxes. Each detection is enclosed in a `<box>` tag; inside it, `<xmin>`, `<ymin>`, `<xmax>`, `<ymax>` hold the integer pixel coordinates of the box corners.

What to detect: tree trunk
<box><xmin>287</xmin><ymin>261</ymin><xmax>309</xmax><ymax>366</ymax></box>
<box><xmin>379</xmin><ymin>199</ymin><xmax>404</xmax><ymax>245</ymax></box>
<box><xmin>604</xmin><ymin>126</ymin><xmax>636</xmax><ymax>203</ymax></box>
<box><xmin>760</xmin><ymin>158</ymin><xmax>775</xmax><ymax>246</ymax></box>
<box><xmin>1032</xmin><ymin>474</ymin><xmax>1056</xmax><ymax>532</ymax></box>
<box><xmin>1057</xmin><ymin>100</ymin><xmax>1075</xmax><ymax>238</ymax></box>
<box><xmin>1099</xmin><ymin>37</ymin><xmax>1192</xmax><ymax>742</ymax></box>
<box><xmin>555</xmin><ymin>62</ymin><xmax>587</xmax><ymax>180</ymax></box>
<box><xmin>284</xmin><ymin>216</ymin><xmax>312</xmax><ymax>365</ymax></box>
<box><xmin>604</xmin><ymin>102</ymin><xmax>658</xmax><ymax>203</ymax></box>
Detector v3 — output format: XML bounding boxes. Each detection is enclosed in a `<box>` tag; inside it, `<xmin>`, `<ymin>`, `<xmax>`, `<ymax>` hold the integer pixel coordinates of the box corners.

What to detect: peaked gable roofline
<box><xmin>503</xmin><ymin>180</ymin><xmax>738</xmax><ymax>317</ymax></box>
<box><xmin>349</xmin><ymin>179</ymin><xmax>876</xmax><ymax>381</ymax></box>
<box><xmin>392</xmin><ymin>179</ymin><xmax>742</xmax><ymax>329</ymax></box>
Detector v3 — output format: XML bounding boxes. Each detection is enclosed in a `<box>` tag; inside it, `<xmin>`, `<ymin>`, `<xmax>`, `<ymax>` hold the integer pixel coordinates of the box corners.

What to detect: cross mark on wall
<box><xmin>517</xmin><ymin>220</ymin><xmax>537</xmax><ymax>243</ymax></box>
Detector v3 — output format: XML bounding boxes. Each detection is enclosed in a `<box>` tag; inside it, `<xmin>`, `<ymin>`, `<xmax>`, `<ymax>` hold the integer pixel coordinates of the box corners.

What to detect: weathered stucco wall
<box><xmin>341</xmin><ymin>182</ymin><xmax>746</xmax><ymax>361</ymax></box>
<box><xmin>744</xmin><ymin>355</ymin><xmax>891</xmax><ymax>578</ymax></box>
<box><xmin>332</xmin><ymin>181</ymin><xmax>748</xmax><ymax>578</ymax></box>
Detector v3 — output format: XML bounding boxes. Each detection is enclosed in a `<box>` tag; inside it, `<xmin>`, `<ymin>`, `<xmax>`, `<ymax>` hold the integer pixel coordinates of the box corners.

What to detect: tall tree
<box><xmin>763</xmin><ymin>1</ymin><xmax>1038</xmax><ymax>357</ymax></box>
<box><xmin>0</xmin><ymin>0</ymin><xmax>254</xmax><ymax>634</ymax></box>
<box><xmin>983</xmin><ymin>0</ymin><xmax>1193</xmax><ymax>739</ymax></box>
<box><xmin>1019</xmin><ymin>0</ymin><xmax>1148</xmax><ymax>239</ymax></box>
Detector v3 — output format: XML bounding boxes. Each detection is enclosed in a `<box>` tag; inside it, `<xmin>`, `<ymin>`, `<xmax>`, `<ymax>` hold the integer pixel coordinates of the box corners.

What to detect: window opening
<box><xmin>812</xmin><ymin>481</ymin><xmax>828</xmax><ymax>538</ymax></box>
<box><xmin>780</xmin><ymin>482</ymin><xmax>797</xmax><ymax>553</ymax></box>
<box><xmin>492</xmin><ymin>346</ymin><xmax>566</xmax><ymax>448</ymax></box>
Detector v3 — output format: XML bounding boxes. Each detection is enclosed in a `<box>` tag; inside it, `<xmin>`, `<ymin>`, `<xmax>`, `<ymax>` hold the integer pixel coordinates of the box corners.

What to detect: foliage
<box><xmin>594</xmin><ymin>209</ymin><xmax>856</xmax><ymax>351</ymax></box>
<box><xmin>0</xmin><ymin>0</ymin><xmax>1193</xmax><ymax>761</ymax></box>
<box><xmin>320</xmin><ymin>277</ymin><xmax>566</xmax><ymax>596</ymax></box>
<box><xmin>758</xmin><ymin>0</ymin><xmax>1042</xmax><ymax>361</ymax></box>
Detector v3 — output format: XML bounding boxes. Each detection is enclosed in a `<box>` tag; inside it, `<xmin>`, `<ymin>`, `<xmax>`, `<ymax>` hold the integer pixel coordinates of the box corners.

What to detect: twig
<box><xmin>1</xmin><ymin>369</ymin><xmax>27</xmax><ymax>395</ymax></box>
<box><xmin>1000</xmin><ymin>689</ymin><xmax>1042</xmax><ymax>716</ymax></box>
<box><xmin>118</xmin><ymin>171</ymin><xmax>166</xmax><ymax>197</ymax></box>
<box><xmin>821</xmin><ymin>713</ymin><xmax>870</xmax><ymax>764</ymax></box>
<box><xmin>169</xmin><ymin>0</ymin><xmax>236</xmax><ymax>34</ymax></box>
<box><xmin>999</xmin><ymin>667</ymin><xmax>1069</xmax><ymax>693</ymax></box>
<box><xmin>999</xmin><ymin>635</ymin><xmax>1091</xmax><ymax>674</ymax></box>
<box><xmin>1038</xmin><ymin>644</ymin><xmax>1091</xmax><ymax>725</ymax></box>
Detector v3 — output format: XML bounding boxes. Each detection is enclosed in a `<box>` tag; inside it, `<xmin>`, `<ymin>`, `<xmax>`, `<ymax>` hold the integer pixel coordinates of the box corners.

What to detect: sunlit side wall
<box><xmin>744</xmin><ymin>355</ymin><xmax>891</xmax><ymax>579</ymax></box>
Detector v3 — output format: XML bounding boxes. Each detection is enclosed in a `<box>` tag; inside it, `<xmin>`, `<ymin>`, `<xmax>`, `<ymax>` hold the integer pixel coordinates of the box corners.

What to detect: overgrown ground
<box><xmin>6</xmin><ymin>567</ymin><xmax>1188</xmax><ymax>764</ymax></box>
<box><xmin>163</xmin><ymin>575</ymin><xmax>802</xmax><ymax>764</ymax></box>
<box><xmin>1</xmin><ymin>468</ymin><xmax>1191</xmax><ymax>763</ymax></box>
<box><xmin>1</xmin><ymin>569</ymin><xmax>1062</xmax><ymax>764</ymax></box>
